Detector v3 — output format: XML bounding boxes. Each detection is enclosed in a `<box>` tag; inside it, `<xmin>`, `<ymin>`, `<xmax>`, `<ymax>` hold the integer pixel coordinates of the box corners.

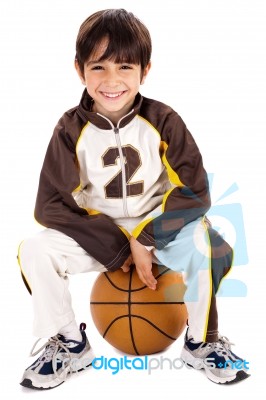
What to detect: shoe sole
<box><xmin>20</xmin><ymin>378</ymin><xmax>65</xmax><ymax>390</ymax></box>
<box><xmin>181</xmin><ymin>347</ymin><xmax>250</xmax><ymax>384</ymax></box>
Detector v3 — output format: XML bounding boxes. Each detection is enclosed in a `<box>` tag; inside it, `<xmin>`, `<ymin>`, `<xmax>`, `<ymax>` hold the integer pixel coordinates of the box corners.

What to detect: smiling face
<box><xmin>75</xmin><ymin>41</ymin><xmax>151</xmax><ymax>125</ymax></box>
<box><xmin>75</xmin><ymin>10</ymin><xmax>152</xmax><ymax>124</ymax></box>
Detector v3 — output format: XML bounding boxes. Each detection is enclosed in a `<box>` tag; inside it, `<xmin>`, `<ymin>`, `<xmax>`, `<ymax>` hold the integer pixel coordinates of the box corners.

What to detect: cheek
<box><xmin>127</xmin><ymin>75</ymin><xmax>141</xmax><ymax>88</ymax></box>
<box><xmin>84</xmin><ymin>77</ymin><xmax>97</xmax><ymax>92</ymax></box>
<box><xmin>83</xmin><ymin>81</ymin><xmax>95</xmax><ymax>98</ymax></box>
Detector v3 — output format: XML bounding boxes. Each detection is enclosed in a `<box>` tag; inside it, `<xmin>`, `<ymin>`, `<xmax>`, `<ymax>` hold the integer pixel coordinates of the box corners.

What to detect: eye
<box><xmin>120</xmin><ymin>65</ymin><xmax>133</xmax><ymax>70</ymax></box>
<box><xmin>91</xmin><ymin>65</ymin><xmax>104</xmax><ymax>70</ymax></box>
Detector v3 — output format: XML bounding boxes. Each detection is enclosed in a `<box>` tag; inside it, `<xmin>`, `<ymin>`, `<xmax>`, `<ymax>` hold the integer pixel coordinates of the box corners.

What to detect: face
<box><xmin>75</xmin><ymin>43</ymin><xmax>151</xmax><ymax>125</ymax></box>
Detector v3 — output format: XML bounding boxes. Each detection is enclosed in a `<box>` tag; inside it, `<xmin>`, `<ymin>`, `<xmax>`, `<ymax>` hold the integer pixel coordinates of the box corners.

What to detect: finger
<box><xmin>125</xmin><ymin>255</ymin><xmax>133</xmax><ymax>266</ymax></box>
<box><xmin>135</xmin><ymin>268</ymin><xmax>146</xmax><ymax>285</ymax></box>
<box><xmin>137</xmin><ymin>268</ymin><xmax>157</xmax><ymax>290</ymax></box>
<box><xmin>143</xmin><ymin>267</ymin><xmax>157</xmax><ymax>288</ymax></box>
<box><xmin>127</xmin><ymin>255</ymin><xmax>133</xmax><ymax>263</ymax></box>
<box><xmin>145</xmin><ymin>280</ymin><xmax>157</xmax><ymax>290</ymax></box>
<box><xmin>121</xmin><ymin>264</ymin><xmax>130</xmax><ymax>273</ymax></box>
<box><xmin>145</xmin><ymin>274</ymin><xmax>157</xmax><ymax>290</ymax></box>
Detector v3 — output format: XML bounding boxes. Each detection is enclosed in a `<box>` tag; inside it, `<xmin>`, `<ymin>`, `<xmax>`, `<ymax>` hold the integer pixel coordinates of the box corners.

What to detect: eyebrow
<box><xmin>85</xmin><ymin>60</ymin><xmax>135</xmax><ymax>67</ymax></box>
<box><xmin>85</xmin><ymin>60</ymin><xmax>102</xmax><ymax>66</ymax></box>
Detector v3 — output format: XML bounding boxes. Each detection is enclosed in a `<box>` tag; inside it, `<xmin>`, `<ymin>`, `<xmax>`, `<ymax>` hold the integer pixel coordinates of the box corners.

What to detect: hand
<box><xmin>130</xmin><ymin>237</ymin><xmax>157</xmax><ymax>290</ymax></box>
<box><xmin>120</xmin><ymin>254</ymin><xmax>132</xmax><ymax>273</ymax></box>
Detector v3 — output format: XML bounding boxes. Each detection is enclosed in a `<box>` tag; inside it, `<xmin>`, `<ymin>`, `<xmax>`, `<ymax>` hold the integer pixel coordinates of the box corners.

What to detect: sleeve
<box><xmin>132</xmin><ymin>112</ymin><xmax>211</xmax><ymax>249</ymax></box>
<box><xmin>34</xmin><ymin>116</ymin><xmax>130</xmax><ymax>271</ymax></box>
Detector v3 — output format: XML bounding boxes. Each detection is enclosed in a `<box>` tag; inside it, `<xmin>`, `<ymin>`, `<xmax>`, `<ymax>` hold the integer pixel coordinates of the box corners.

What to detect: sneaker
<box><xmin>181</xmin><ymin>329</ymin><xmax>250</xmax><ymax>384</ymax></box>
<box><xmin>20</xmin><ymin>323</ymin><xmax>94</xmax><ymax>390</ymax></box>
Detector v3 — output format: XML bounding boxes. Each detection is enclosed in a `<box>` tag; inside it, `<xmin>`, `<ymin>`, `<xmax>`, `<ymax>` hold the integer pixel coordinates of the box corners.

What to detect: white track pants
<box><xmin>18</xmin><ymin>218</ymin><xmax>232</xmax><ymax>341</ymax></box>
<box><xmin>18</xmin><ymin>229</ymin><xmax>107</xmax><ymax>338</ymax></box>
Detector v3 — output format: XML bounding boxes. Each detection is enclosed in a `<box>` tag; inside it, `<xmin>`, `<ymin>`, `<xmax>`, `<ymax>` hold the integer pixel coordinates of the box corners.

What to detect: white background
<box><xmin>0</xmin><ymin>0</ymin><xmax>265</xmax><ymax>398</ymax></box>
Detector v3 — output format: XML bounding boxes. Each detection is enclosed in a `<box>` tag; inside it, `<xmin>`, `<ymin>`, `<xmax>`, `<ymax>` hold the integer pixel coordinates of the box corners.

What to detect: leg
<box><xmin>18</xmin><ymin>228</ymin><xmax>107</xmax><ymax>338</ymax></box>
<box><xmin>153</xmin><ymin>217</ymin><xmax>233</xmax><ymax>343</ymax></box>
<box><xmin>204</xmin><ymin>226</ymin><xmax>233</xmax><ymax>341</ymax></box>
<box><xmin>153</xmin><ymin>218</ymin><xmax>249</xmax><ymax>384</ymax></box>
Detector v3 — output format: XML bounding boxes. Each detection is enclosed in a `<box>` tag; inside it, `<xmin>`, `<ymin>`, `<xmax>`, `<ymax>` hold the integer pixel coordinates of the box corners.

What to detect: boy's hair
<box><xmin>75</xmin><ymin>9</ymin><xmax>152</xmax><ymax>76</ymax></box>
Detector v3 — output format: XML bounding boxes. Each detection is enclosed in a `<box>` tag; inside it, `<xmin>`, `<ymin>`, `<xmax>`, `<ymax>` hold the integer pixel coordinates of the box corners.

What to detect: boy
<box><xmin>18</xmin><ymin>9</ymin><xmax>249</xmax><ymax>389</ymax></box>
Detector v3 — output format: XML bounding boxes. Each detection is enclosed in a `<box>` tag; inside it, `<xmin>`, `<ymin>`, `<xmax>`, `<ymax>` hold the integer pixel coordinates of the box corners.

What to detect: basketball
<box><xmin>90</xmin><ymin>264</ymin><xmax>188</xmax><ymax>355</ymax></box>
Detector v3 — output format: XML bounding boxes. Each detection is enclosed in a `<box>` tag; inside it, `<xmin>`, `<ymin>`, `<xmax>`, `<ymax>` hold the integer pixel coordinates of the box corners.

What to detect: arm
<box><xmin>34</xmin><ymin>115</ymin><xmax>130</xmax><ymax>271</ymax></box>
<box><xmin>132</xmin><ymin>111</ymin><xmax>211</xmax><ymax>249</ymax></box>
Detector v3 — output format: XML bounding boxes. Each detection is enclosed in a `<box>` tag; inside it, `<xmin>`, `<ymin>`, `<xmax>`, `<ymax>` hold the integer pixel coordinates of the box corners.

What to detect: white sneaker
<box><xmin>181</xmin><ymin>328</ymin><xmax>250</xmax><ymax>384</ymax></box>
<box><xmin>20</xmin><ymin>323</ymin><xmax>95</xmax><ymax>390</ymax></box>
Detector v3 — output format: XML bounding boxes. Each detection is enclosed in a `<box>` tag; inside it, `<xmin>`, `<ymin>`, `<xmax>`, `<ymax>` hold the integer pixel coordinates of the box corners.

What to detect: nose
<box><xmin>103</xmin><ymin>69</ymin><xmax>121</xmax><ymax>87</ymax></box>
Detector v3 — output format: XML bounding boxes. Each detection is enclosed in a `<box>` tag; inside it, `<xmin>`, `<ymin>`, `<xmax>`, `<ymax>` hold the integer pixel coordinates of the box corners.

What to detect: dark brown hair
<box><xmin>75</xmin><ymin>9</ymin><xmax>152</xmax><ymax>76</ymax></box>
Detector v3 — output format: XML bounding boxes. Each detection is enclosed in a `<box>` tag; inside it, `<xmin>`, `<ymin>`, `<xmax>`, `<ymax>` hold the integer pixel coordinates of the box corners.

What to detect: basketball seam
<box><xmin>102</xmin><ymin>267</ymin><xmax>174</xmax><ymax>292</ymax></box>
<box><xmin>101</xmin><ymin>314</ymin><xmax>178</xmax><ymax>342</ymax></box>
<box><xmin>91</xmin><ymin>301</ymin><xmax>185</xmax><ymax>304</ymax></box>
<box><xmin>128</xmin><ymin>268</ymin><xmax>139</xmax><ymax>354</ymax></box>
<box><xmin>102</xmin><ymin>315</ymin><xmax>128</xmax><ymax>338</ymax></box>
<box><xmin>130</xmin><ymin>315</ymin><xmax>178</xmax><ymax>341</ymax></box>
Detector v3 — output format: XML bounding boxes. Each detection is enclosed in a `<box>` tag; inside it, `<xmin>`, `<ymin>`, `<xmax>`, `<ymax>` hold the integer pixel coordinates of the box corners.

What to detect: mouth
<box><xmin>100</xmin><ymin>91</ymin><xmax>126</xmax><ymax>99</ymax></box>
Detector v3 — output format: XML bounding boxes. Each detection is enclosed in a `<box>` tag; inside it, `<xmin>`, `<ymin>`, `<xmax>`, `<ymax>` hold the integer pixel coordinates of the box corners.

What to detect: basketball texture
<box><xmin>90</xmin><ymin>264</ymin><xmax>188</xmax><ymax>355</ymax></box>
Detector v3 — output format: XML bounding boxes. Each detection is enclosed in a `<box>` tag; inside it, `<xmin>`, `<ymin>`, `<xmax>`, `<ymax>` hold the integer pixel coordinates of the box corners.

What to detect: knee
<box><xmin>18</xmin><ymin>230</ymin><xmax>55</xmax><ymax>278</ymax></box>
<box><xmin>19</xmin><ymin>232</ymin><xmax>47</xmax><ymax>262</ymax></box>
<box><xmin>208</xmin><ymin>228</ymin><xmax>233</xmax><ymax>266</ymax></box>
<box><xmin>18</xmin><ymin>235</ymin><xmax>44</xmax><ymax>294</ymax></box>
<box><xmin>18</xmin><ymin>230</ymin><xmax>59</xmax><ymax>290</ymax></box>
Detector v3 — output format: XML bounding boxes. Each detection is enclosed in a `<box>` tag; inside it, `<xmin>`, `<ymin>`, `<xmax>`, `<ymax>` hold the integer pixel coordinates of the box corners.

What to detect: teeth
<box><xmin>102</xmin><ymin>92</ymin><xmax>123</xmax><ymax>98</ymax></box>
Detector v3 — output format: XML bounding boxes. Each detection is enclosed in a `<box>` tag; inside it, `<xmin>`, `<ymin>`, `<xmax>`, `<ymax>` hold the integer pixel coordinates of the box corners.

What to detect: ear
<box><xmin>75</xmin><ymin>59</ymin><xmax>86</xmax><ymax>85</ymax></box>
<box><xmin>140</xmin><ymin>61</ymin><xmax>151</xmax><ymax>85</ymax></box>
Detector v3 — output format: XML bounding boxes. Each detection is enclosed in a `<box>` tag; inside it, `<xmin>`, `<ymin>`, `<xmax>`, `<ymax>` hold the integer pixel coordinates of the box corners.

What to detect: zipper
<box><xmin>114</xmin><ymin>126</ymin><xmax>128</xmax><ymax>216</ymax></box>
<box><xmin>96</xmin><ymin>110</ymin><xmax>134</xmax><ymax>217</ymax></box>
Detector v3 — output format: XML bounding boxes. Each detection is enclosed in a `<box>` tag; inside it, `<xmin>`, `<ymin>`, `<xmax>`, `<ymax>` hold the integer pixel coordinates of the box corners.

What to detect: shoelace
<box><xmin>198</xmin><ymin>334</ymin><xmax>235</xmax><ymax>358</ymax></box>
<box><xmin>219</xmin><ymin>335</ymin><xmax>235</xmax><ymax>350</ymax></box>
<box><xmin>30</xmin><ymin>335</ymin><xmax>73</xmax><ymax>380</ymax></box>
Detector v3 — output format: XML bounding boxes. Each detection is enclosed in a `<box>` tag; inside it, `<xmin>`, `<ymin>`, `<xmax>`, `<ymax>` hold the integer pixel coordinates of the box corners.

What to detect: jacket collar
<box><xmin>76</xmin><ymin>89</ymin><xmax>143</xmax><ymax>130</ymax></box>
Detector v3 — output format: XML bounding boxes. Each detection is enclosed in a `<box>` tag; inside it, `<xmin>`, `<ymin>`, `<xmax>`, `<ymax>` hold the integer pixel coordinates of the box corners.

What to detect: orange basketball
<box><xmin>90</xmin><ymin>264</ymin><xmax>188</xmax><ymax>355</ymax></box>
